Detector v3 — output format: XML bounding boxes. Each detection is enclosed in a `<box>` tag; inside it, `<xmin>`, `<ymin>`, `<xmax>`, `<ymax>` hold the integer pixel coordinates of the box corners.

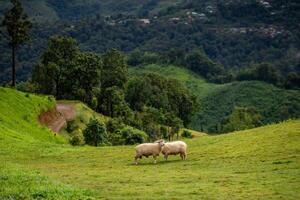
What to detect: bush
<box><xmin>160</xmin><ymin>126</ymin><xmax>169</xmax><ymax>140</ymax></box>
<box><xmin>69</xmin><ymin>130</ymin><xmax>85</xmax><ymax>146</ymax></box>
<box><xmin>181</xmin><ymin>130</ymin><xmax>192</xmax><ymax>138</ymax></box>
<box><xmin>108</xmin><ymin>130</ymin><xmax>124</xmax><ymax>145</ymax></box>
<box><xmin>17</xmin><ymin>81</ymin><xmax>38</xmax><ymax>93</ymax></box>
<box><xmin>66</xmin><ymin>120</ymin><xmax>78</xmax><ymax>133</ymax></box>
<box><xmin>83</xmin><ymin>118</ymin><xmax>107</xmax><ymax>146</ymax></box>
<box><xmin>121</xmin><ymin>127</ymin><xmax>148</xmax><ymax>145</ymax></box>
<box><xmin>106</xmin><ymin>118</ymin><xmax>125</xmax><ymax>134</ymax></box>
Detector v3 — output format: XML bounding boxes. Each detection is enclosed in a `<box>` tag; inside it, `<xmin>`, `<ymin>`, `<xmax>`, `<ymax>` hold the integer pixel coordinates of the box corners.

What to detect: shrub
<box><xmin>66</xmin><ymin>120</ymin><xmax>78</xmax><ymax>133</ymax></box>
<box><xmin>108</xmin><ymin>130</ymin><xmax>125</xmax><ymax>145</ymax></box>
<box><xmin>69</xmin><ymin>130</ymin><xmax>85</xmax><ymax>146</ymax></box>
<box><xmin>181</xmin><ymin>130</ymin><xmax>192</xmax><ymax>138</ymax></box>
<box><xmin>106</xmin><ymin>118</ymin><xmax>125</xmax><ymax>134</ymax></box>
<box><xmin>121</xmin><ymin>127</ymin><xmax>148</xmax><ymax>145</ymax></box>
<box><xmin>83</xmin><ymin>118</ymin><xmax>107</xmax><ymax>146</ymax></box>
<box><xmin>17</xmin><ymin>81</ymin><xmax>38</xmax><ymax>93</ymax></box>
<box><xmin>160</xmin><ymin>126</ymin><xmax>169</xmax><ymax>140</ymax></box>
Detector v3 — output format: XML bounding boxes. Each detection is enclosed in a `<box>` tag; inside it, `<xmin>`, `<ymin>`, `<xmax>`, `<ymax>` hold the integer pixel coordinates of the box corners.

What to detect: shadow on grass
<box><xmin>127</xmin><ymin>159</ymin><xmax>186</xmax><ymax>166</ymax></box>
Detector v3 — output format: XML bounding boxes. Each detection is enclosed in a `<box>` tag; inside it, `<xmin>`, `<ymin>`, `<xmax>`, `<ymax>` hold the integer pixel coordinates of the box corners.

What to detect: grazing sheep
<box><xmin>162</xmin><ymin>141</ymin><xmax>187</xmax><ymax>161</ymax></box>
<box><xmin>134</xmin><ymin>140</ymin><xmax>165</xmax><ymax>165</ymax></box>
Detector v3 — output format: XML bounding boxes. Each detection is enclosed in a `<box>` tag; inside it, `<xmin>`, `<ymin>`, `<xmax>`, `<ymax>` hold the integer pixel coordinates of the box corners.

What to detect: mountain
<box><xmin>130</xmin><ymin>64</ymin><xmax>300</xmax><ymax>132</ymax></box>
<box><xmin>0</xmin><ymin>0</ymin><xmax>299</xmax><ymax>83</ymax></box>
<box><xmin>1</xmin><ymin>87</ymin><xmax>299</xmax><ymax>199</ymax></box>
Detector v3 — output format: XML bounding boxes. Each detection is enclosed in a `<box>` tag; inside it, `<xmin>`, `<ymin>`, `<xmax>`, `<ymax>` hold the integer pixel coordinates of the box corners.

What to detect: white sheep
<box><xmin>134</xmin><ymin>140</ymin><xmax>165</xmax><ymax>165</ymax></box>
<box><xmin>161</xmin><ymin>141</ymin><xmax>187</xmax><ymax>161</ymax></box>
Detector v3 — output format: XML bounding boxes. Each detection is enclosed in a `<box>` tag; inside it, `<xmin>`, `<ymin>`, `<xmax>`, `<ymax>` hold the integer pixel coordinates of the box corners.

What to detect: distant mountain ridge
<box><xmin>0</xmin><ymin>0</ymin><xmax>299</xmax><ymax>83</ymax></box>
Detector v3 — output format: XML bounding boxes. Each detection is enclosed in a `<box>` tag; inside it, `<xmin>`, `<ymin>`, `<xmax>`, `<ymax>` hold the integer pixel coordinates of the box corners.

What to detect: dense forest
<box><xmin>1</xmin><ymin>0</ymin><xmax>299</xmax><ymax>85</ymax></box>
<box><xmin>1</xmin><ymin>0</ymin><xmax>299</xmax><ymax>138</ymax></box>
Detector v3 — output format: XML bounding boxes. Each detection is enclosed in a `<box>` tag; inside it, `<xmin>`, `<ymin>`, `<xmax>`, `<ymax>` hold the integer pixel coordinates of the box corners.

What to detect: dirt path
<box><xmin>39</xmin><ymin>103</ymin><xmax>76</xmax><ymax>133</ymax></box>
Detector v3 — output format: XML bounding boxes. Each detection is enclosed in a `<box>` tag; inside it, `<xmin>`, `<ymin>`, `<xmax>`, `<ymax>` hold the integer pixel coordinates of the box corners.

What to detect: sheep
<box><xmin>134</xmin><ymin>139</ymin><xmax>165</xmax><ymax>165</ymax></box>
<box><xmin>161</xmin><ymin>141</ymin><xmax>187</xmax><ymax>161</ymax></box>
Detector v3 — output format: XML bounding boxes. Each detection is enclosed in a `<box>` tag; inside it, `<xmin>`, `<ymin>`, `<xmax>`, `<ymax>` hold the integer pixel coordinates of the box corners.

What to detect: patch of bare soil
<box><xmin>39</xmin><ymin>103</ymin><xmax>76</xmax><ymax>133</ymax></box>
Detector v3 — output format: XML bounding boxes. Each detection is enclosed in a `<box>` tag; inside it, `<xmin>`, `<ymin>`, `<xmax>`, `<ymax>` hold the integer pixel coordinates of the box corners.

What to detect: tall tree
<box><xmin>32</xmin><ymin>36</ymin><xmax>79</xmax><ymax>98</ymax></box>
<box><xmin>102</xmin><ymin>49</ymin><xmax>128</xmax><ymax>89</ymax></box>
<box><xmin>74</xmin><ymin>52</ymin><xmax>102</xmax><ymax>105</ymax></box>
<box><xmin>2</xmin><ymin>0</ymin><xmax>31</xmax><ymax>87</ymax></box>
<box><xmin>98</xmin><ymin>49</ymin><xmax>129</xmax><ymax>117</ymax></box>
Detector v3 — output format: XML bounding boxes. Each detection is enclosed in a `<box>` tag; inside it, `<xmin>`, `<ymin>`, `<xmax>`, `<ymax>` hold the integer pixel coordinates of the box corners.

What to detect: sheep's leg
<box><xmin>180</xmin><ymin>153</ymin><xmax>184</xmax><ymax>160</ymax></box>
<box><xmin>164</xmin><ymin>154</ymin><xmax>168</xmax><ymax>161</ymax></box>
<box><xmin>135</xmin><ymin>156</ymin><xmax>139</xmax><ymax>165</ymax></box>
<box><xmin>153</xmin><ymin>155</ymin><xmax>157</xmax><ymax>164</ymax></box>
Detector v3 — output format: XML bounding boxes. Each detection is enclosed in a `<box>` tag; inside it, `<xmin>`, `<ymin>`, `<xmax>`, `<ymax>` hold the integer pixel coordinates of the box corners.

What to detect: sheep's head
<box><xmin>154</xmin><ymin>139</ymin><xmax>165</xmax><ymax>147</ymax></box>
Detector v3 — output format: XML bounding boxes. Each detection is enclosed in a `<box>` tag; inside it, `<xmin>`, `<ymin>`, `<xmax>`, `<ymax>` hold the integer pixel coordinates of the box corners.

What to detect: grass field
<box><xmin>129</xmin><ymin>64</ymin><xmax>300</xmax><ymax>132</ymax></box>
<box><xmin>1</xmin><ymin>87</ymin><xmax>300</xmax><ymax>199</ymax></box>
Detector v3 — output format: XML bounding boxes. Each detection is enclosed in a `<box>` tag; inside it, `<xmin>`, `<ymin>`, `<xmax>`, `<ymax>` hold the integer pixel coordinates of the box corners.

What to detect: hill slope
<box><xmin>1</xmin><ymin>87</ymin><xmax>300</xmax><ymax>199</ymax></box>
<box><xmin>1</xmin><ymin>0</ymin><xmax>299</xmax><ymax>83</ymax></box>
<box><xmin>130</xmin><ymin>65</ymin><xmax>300</xmax><ymax>132</ymax></box>
<box><xmin>0</xmin><ymin>0</ymin><xmax>182</xmax><ymax>22</ymax></box>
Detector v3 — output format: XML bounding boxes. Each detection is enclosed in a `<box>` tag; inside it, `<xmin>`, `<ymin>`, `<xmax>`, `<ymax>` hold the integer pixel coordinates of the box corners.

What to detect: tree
<box><xmin>102</xmin><ymin>49</ymin><xmax>128</xmax><ymax>89</ymax></box>
<box><xmin>185</xmin><ymin>50</ymin><xmax>224</xmax><ymax>80</ymax></box>
<box><xmin>32</xmin><ymin>36</ymin><xmax>79</xmax><ymax>98</ymax></box>
<box><xmin>285</xmin><ymin>72</ymin><xmax>300</xmax><ymax>89</ymax></box>
<box><xmin>126</xmin><ymin>73</ymin><xmax>197</xmax><ymax>126</ymax></box>
<box><xmin>2</xmin><ymin>0</ymin><xmax>31</xmax><ymax>87</ymax></box>
<box><xmin>121</xmin><ymin>127</ymin><xmax>148</xmax><ymax>145</ymax></box>
<box><xmin>254</xmin><ymin>63</ymin><xmax>280</xmax><ymax>85</ymax></box>
<box><xmin>221</xmin><ymin>107</ymin><xmax>262</xmax><ymax>133</ymax></box>
<box><xmin>74</xmin><ymin>52</ymin><xmax>102</xmax><ymax>105</ymax></box>
<box><xmin>98</xmin><ymin>86</ymin><xmax>133</xmax><ymax>120</ymax></box>
<box><xmin>83</xmin><ymin>118</ymin><xmax>107</xmax><ymax>147</ymax></box>
<box><xmin>165</xmin><ymin>113</ymin><xmax>183</xmax><ymax>140</ymax></box>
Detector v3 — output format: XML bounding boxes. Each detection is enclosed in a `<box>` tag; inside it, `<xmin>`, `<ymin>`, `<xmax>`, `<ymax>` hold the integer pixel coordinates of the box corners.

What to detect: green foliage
<box><xmin>66</xmin><ymin>120</ymin><xmax>78</xmax><ymax>133</ymax></box>
<box><xmin>2</xmin><ymin>0</ymin><xmax>32</xmax><ymax>47</ymax></box>
<box><xmin>16</xmin><ymin>81</ymin><xmax>38</xmax><ymax>93</ymax></box>
<box><xmin>160</xmin><ymin>125</ymin><xmax>169</xmax><ymax>140</ymax></box>
<box><xmin>0</xmin><ymin>0</ymin><xmax>299</xmax><ymax>86</ymax></box>
<box><xmin>0</xmin><ymin>87</ymin><xmax>300</xmax><ymax>199</ymax></box>
<box><xmin>2</xmin><ymin>0</ymin><xmax>32</xmax><ymax>86</ymax></box>
<box><xmin>181</xmin><ymin>130</ymin><xmax>192</xmax><ymax>138</ymax></box>
<box><xmin>69</xmin><ymin>130</ymin><xmax>85</xmax><ymax>146</ymax></box>
<box><xmin>97</xmin><ymin>49</ymin><xmax>132</xmax><ymax>123</ymax></box>
<box><xmin>237</xmin><ymin>63</ymin><xmax>281</xmax><ymax>85</ymax></box>
<box><xmin>130</xmin><ymin>64</ymin><xmax>300</xmax><ymax>133</ymax></box>
<box><xmin>73</xmin><ymin>52</ymin><xmax>102</xmax><ymax>105</ymax></box>
<box><xmin>221</xmin><ymin>107</ymin><xmax>263</xmax><ymax>133</ymax></box>
<box><xmin>185</xmin><ymin>50</ymin><xmax>226</xmax><ymax>83</ymax></box>
<box><xmin>102</xmin><ymin>49</ymin><xmax>128</xmax><ymax>89</ymax></box>
<box><xmin>120</xmin><ymin>126</ymin><xmax>148</xmax><ymax>145</ymax></box>
<box><xmin>98</xmin><ymin>86</ymin><xmax>133</xmax><ymax>120</ymax></box>
<box><xmin>126</xmin><ymin>73</ymin><xmax>197</xmax><ymax>126</ymax></box>
<box><xmin>32</xmin><ymin>36</ymin><xmax>79</xmax><ymax>98</ymax></box>
<box><xmin>83</xmin><ymin>117</ymin><xmax>107</xmax><ymax>146</ymax></box>
<box><xmin>106</xmin><ymin>118</ymin><xmax>125</xmax><ymax>134</ymax></box>
<box><xmin>285</xmin><ymin>72</ymin><xmax>300</xmax><ymax>89</ymax></box>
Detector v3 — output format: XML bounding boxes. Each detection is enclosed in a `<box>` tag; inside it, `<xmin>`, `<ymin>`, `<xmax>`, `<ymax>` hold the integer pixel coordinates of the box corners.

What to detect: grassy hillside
<box><xmin>1</xmin><ymin>87</ymin><xmax>300</xmax><ymax>199</ymax></box>
<box><xmin>0</xmin><ymin>87</ymin><xmax>93</xmax><ymax>199</ymax></box>
<box><xmin>57</xmin><ymin>100</ymin><xmax>108</xmax><ymax>137</ymax></box>
<box><xmin>129</xmin><ymin>65</ymin><xmax>300</xmax><ymax>132</ymax></box>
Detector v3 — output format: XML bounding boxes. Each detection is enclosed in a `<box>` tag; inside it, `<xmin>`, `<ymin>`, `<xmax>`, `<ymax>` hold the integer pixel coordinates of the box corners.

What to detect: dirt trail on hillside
<box><xmin>39</xmin><ymin>103</ymin><xmax>76</xmax><ymax>133</ymax></box>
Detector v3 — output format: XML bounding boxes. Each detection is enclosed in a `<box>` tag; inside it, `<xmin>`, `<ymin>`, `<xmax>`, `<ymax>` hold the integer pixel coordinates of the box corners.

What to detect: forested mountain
<box><xmin>1</xmin><ymin>0</ymin><xmax>299</xmax><ymax>84</ymax></box>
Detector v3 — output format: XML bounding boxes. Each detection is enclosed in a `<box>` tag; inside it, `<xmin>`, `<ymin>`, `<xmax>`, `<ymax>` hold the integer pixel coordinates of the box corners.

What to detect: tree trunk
<box><xmin>11</xmin><ymin>45</ymin><xmax>16</xmax><ymax>87</ymax></box>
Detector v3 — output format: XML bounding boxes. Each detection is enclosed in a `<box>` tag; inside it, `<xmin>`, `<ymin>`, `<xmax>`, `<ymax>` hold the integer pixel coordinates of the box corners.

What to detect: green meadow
<box><xmin>1</xmin><ymin>87</ymin><xmax>300</xmax><ymax>199</ymax></box>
